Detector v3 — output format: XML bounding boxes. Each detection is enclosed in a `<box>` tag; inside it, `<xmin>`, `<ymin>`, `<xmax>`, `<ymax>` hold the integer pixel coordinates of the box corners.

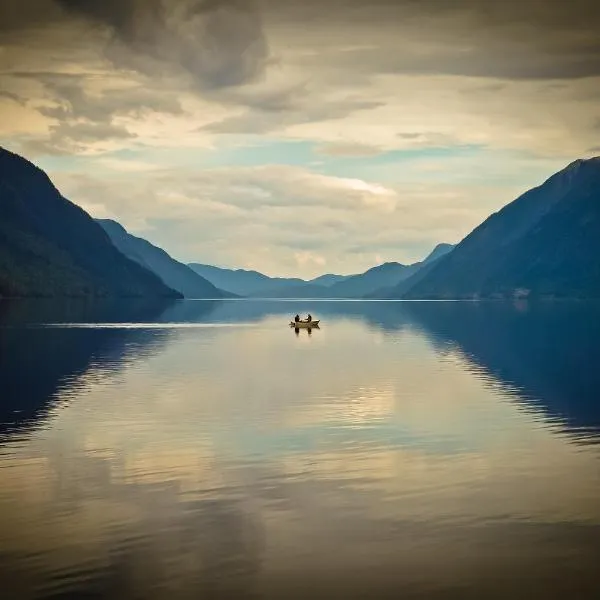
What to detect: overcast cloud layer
<box><xmin>1</xmin><ymin>0</ymin><xmax>599</xmax><ymax>276</ymax></box>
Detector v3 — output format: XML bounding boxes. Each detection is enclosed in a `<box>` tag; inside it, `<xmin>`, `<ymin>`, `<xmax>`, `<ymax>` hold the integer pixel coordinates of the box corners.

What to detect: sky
<box><xmin>1</xmin><ymin>0</ymin><xmax>599</xmax><ymax>278</ymax></box>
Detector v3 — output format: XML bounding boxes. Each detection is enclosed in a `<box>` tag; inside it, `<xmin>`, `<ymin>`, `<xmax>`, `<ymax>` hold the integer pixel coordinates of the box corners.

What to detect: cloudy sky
<box><xmin>1</xmin><ymin>0</ymin><xmax>599</xmax><ymax>277</ymax></box>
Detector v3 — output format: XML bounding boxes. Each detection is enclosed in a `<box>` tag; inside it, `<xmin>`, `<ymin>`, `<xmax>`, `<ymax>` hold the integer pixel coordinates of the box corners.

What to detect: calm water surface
<box><xmin>1</xmin><ymin>299</ymin><xmax>599</xmax><ymax>599</ymax></box>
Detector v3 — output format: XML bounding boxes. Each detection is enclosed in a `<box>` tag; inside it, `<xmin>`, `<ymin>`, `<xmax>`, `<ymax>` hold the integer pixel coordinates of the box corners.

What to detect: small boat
<box><xmin>290</xmin><ymin>320</ymin><xmax>320</xmax><ymax>328</ymax></box>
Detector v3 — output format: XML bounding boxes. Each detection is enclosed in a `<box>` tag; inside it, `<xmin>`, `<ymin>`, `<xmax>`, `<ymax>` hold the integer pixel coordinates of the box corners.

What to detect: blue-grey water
<box><xmin>1</xmin><ymin>299</ymin><xmax>599</xmax><ymax>599</ymax></box>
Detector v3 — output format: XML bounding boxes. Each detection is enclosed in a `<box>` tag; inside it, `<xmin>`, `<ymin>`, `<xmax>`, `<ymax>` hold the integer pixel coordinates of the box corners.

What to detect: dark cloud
<box><xmin>0</xmin><ymin>1</ymin><xmax>64</xmax><ymax>33</ymax></box>
<box><xmin>267</xmin><ymin>0</ymin><xmax>600</xmax><ymax>81</ymax></box>
<box><xmin>2</xmin><ymin>70</ymin><xmax>185</xmax><ymax>155</ymax></box>
<box><xmin>17</xmin><ymin>72</ymin><xmax>184</xmax><ymax>120</ymax></box>
<box><xmin>221</xmin><ymin>81</ymin><xmax>310</xmax><ymax>113</ymax></box>
<box><xmin>3</xmin><ymin>0</ymin><xmax>598</xmax><ymax>84</ymax></box>
<box><xmin>203</xmin><ymin>97</ymin><xmax>385</xmax><ymax>134</ymax></box>
<box><xmin>266</xmin><ymin>0</ymin><xmax>600</xmax><ymax>31</ymax></box>
<box><xmin>18</xmin><ymin>121</ymin><xmax>136</xmax><ymax>156</ymax></box>
<box><xmin>55</xmin><ymin>120</ymin><xmax>134</xmax><ymax>141</ymax></box>
<box><xmin>1</xmin><ymin>1</ymin><xmax>270</xmax><ymax>90</ymax></box>
<box><xmin>0</xmin><ymin>91</ymin><xmax>22</xmax><ymax>103</ymax></box>
<box><xmin>396</xmin><ymin>133</ymin><xmax>422</xmax><ymax>140</ymax></box>
<box><xmin>56</xmin><ymin>0</ymin><xmax>164</xmax><ymax>40</ymax></box>
<box><xmin>326</xmin><ymin>44</ymin><xmax>600</xmax><ymax>81</ymax></box>
<box><xmin>55</xmin><ymin>0</ymin><xmax>271</xmax><ymax>89</ymax></box>
<box><xmin>2</xmin><ymin>0</ymin><xmax>599</xmax><ymax>154</ymax></box>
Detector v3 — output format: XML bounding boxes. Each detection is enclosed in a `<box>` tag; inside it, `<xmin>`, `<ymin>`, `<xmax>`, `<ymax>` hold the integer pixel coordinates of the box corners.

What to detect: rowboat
<box><xmin>290</xmin><ymin>320</ymin><xmax>320</xmax><ymax>328</ymax></box>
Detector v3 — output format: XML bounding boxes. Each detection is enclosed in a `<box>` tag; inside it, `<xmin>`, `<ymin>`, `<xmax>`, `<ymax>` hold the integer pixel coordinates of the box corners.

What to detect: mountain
<box><xmin>326</xmin><ymin>262</ymin><xmax>418</xmax><ymax>298</ymax></box>
<box><xmin>249</xmin><ymin>278</ymin><xmax>320</xmax><ymax>297</ymax></box>
<box><xmin>190</xmin><ymin>258</ymin><xmax>443</xmax><ymax>299</ymax></box>
<box><xmin>421</xmin><ymin>243</ymin><xmax>455</xmax><ymax>265</ymax></box>
<box><xmin>188</xmin><ymin>263</ymin><xmax>306</xmax><ymax>296</ymax></box>
<box><xmin>309</xmin><ymin>273</ymin><xmax>352</xmax><ymax>286</ymax></box>
<box><xmin>188</xmin><ymin>246</ymin><xmax>455</xmax><ymax>300</ymax></box>
<box><xmin>383</xmin><ymin>254</ymin><xmax>448</xmax><ymax>298</ymax></box>
<box><xmin>250</xmin><ymin>282</ymin><xmax>335</xmax><ymax>298</ymax></box>
<box><xmin>188</xmin><ymin>264</ymin><xmax>354</xmax><ymax>297</ymax></box>
<box><xmin>404</xmin><ymin>157</ymin><xmax>600</xmax><ymax>299</ymax></box>
<box><xmin>97</xmin><ymin>219</ymin><xmax>230</xmax><ymax>298</ymax></box>
<box><xmin>371</xmin><ymin>243</ymin><xmax>455</xmax><ymax>298</ymax></box>
<box><xmin>0</xmin><ymin>147</ymin><xmax>179</xmax><ymax>299</ymax></box>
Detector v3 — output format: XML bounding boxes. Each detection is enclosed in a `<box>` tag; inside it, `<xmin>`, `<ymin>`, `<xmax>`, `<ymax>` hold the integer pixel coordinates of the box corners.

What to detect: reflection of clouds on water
<box><xmin>287</xmin><ymin>384</ymin><xmax>397</xmax><ymax>427</ymax></box>
<box><xmin>155</xmin><ymin>299</ymin><xmax>600</xmax><ymax>439</ymax></box>
<box><xmin>1</xmin><ymin>299</ymin><xmax>600</xmax><ymax>598</ymax></box>
<box><xmin>0</xmin><ymin>445</ymin><xmax>265</xmax><ymax>599</ymax></box>
<box><xmin>155</xmin><ymin>298</ymin><xmax>414</xmax><ymax>334</ymax></box>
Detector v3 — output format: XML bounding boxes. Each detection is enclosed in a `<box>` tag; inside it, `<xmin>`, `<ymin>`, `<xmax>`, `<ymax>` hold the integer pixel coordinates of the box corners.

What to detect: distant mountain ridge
<box><xmin>403</xmin><ymin>157</ymin><xmax>600</xmax><ymax>299</ymax></box>
<box><xmin>326</xmin><ymin>262</ymin><xmax>416</xmax><ymax>298</ymax></box>
<box><xmin>309</xmin><ymin>273</ymin><xmax>353</xmax><ymax>286</ymax></box>
<box><xmin>367</xmin><ymin>244</ymin><xmax>455</xmax><ymax>298</ymax></box>
<box><xmin>421</xmin><ymin>243</ymin><xmax>455</xmax><ymax>266</ymax></box>
<box><xmin>97</xmin><ymin>219</ymin><xmax>231</xmax><ymax>298</ymax></box>
<box><xmin>251</xmin><ymin>282</ymin><xmax>336</xmax><ymax>298</ymax></box>
<box><xmin>249</xmin><ymin>262</ymin><xmax>416</xmax><ymax>299</ymax></box>
<box><xmin>0</xmin><ymin>147</ymin><xmax>179</xmax><ymax>299</ymax></box>
<box><xmin>190</xmin><ymin>247</ymin><xmax>455</xmax><ymax>299</ymax></box>
<box><xmin>188</xmin><ymin>263</ymin><xmax>307</xmax><ymax>296</ymax></box>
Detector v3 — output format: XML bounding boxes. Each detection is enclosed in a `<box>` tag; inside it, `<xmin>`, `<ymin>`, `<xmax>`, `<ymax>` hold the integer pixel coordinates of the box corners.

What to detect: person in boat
<box><xmin>307</xmin><ymin>313</ymin><xmax>312</xmax><ymax>322</ymax></box>
<box><xmin>294</xmin><ymin>314</ymin><xmax>300</xmax><ymax>323</ymax></box>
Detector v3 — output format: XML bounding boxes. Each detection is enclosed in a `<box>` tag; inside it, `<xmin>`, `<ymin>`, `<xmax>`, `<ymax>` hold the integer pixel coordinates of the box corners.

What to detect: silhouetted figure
<box><xmin>307</xmin><ymin>314</ymin><xmax>312</xmax><ymax>322</ymax></box>
<box><xmin>294</xmin><ymin>314</ymin><xmax>300</xmax><ymax>323</ymax></box>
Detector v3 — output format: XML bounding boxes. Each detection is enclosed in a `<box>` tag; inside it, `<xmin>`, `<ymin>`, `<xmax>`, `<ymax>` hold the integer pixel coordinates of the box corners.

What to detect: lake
<box><xmin>1</xmin><ymin>299</ymin><xmax>599</xmax><ymax>599</ymax></box>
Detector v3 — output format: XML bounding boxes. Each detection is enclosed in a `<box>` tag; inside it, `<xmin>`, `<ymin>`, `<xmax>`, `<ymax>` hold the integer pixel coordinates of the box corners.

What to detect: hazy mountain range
<box><xmin>188</xmin><ymin>263</ymin><xmax>312</xmax><ymax>297</ymax></box>
<box><xmin>189</xmin><ymin>247</ymin><xmax>454</xmax><ymax>299</ymax></box>
<box><xmin>1</xmin><ymin>147</ymin><xmax>599</xmax><ymax>300</ymax></box>
<box><xmin>97</xmin><ymin>219</ymin><xmax>232</xmax><ymax>299</ymax></box>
